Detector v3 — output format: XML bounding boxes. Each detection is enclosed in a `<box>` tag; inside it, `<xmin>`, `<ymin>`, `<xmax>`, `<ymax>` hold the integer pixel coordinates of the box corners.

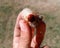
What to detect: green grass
<box><xmin>0</xmin><ymin>5</ymin><xmax>13</xmax><ymax>15</ymax></box>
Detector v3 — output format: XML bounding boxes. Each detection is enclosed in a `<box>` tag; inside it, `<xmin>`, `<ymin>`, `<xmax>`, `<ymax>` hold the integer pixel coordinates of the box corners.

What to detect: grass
<box><xmin>0</xmin><ymin>5</ymin><xmax>13</xmax><ymax>15</ymax></box>
<box><xmin>0</xmin><ymin>0</ymin><xmax>60</xmax><ymax>48</ymax></box>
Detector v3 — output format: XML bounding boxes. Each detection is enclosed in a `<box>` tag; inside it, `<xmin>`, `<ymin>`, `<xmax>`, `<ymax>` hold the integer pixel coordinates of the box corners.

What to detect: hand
<box><xmin>13</xmin><ymin>12</ymin><xmax>46</xmax><ymax>48</ymax></box>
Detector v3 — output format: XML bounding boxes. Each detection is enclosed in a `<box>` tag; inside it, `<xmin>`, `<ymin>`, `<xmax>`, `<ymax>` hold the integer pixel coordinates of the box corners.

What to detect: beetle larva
<box><xmin>20</xmin><ymin>8</ymin><xmax>43</xmax><ymax>28</ymax></box>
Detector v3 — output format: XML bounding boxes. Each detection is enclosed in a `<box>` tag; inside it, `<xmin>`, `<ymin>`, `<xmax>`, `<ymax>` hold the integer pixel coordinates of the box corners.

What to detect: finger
<box><xmin>19</xmin><ymin>20</ymin><xmax>32</xmax><ymax>48</ymax></box>
<box><xmin>13</xmin><ymin>12</ymin><xmax>22</xmax><ymax>48</ymax></box>
<box><xmin>31</xmin><ymin>35</ymin><xmax>37</xmax><ymax>48</ymax></box>
<box><xmin>14</xmin><ymin>13</ymin><xmax>22</xmax><ymax>37</ymax></box>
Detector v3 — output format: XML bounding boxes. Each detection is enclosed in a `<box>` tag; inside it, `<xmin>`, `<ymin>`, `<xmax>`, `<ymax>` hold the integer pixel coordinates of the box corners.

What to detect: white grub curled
<box><xmin>20</xmin><ymin>8</ymin><xmax>43</xmax><ymax>27</ymax></box>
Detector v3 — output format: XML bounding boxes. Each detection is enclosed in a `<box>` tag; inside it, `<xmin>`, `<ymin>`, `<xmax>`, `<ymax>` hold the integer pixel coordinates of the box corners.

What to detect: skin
<box><xmin>13</xmin><ymin>12</ymin><xmax>48</xmax><ymax>48</ymax></box>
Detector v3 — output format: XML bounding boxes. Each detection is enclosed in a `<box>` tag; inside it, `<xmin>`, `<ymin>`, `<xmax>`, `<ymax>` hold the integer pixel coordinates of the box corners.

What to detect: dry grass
<box><xmin>0</xmin><ymin>0</ymin><xmax>60</xmax><ymax>48</ymax></box>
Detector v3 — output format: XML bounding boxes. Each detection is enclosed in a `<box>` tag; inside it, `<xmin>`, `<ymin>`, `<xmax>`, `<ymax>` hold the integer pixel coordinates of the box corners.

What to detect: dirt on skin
<box><xmin>0</xmin><ymin>0</ymin><xmax>60</xmax><ymax>48</ymax></box>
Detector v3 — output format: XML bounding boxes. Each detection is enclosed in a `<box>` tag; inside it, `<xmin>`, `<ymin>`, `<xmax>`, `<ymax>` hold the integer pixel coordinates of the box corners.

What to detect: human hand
<box><xmin>13</xmin><ymin>8</ymin><xmax>46</xmax><ymax>48</ymax></box>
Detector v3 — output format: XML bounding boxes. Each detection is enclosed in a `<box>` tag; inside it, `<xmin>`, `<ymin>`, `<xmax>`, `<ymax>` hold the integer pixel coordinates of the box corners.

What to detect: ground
<box><xmin>0</xmin><ymin>0</ymin><xmax>60</xmax><ymax>48</ymax></box>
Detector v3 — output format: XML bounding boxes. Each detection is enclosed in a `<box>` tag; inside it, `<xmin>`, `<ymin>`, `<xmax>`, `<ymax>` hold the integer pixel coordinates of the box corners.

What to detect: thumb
<box><xmin>19</xmin><ymin>20</ymin><xmax>32</xmax><ymax>48</ymax></box>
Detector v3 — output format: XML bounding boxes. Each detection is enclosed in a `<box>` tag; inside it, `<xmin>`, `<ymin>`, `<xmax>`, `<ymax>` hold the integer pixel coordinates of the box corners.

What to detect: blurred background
<box><xmin>0</xmin><ymin>0</ymin><xmax>60</xmax><ymax>48</ymax></box>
